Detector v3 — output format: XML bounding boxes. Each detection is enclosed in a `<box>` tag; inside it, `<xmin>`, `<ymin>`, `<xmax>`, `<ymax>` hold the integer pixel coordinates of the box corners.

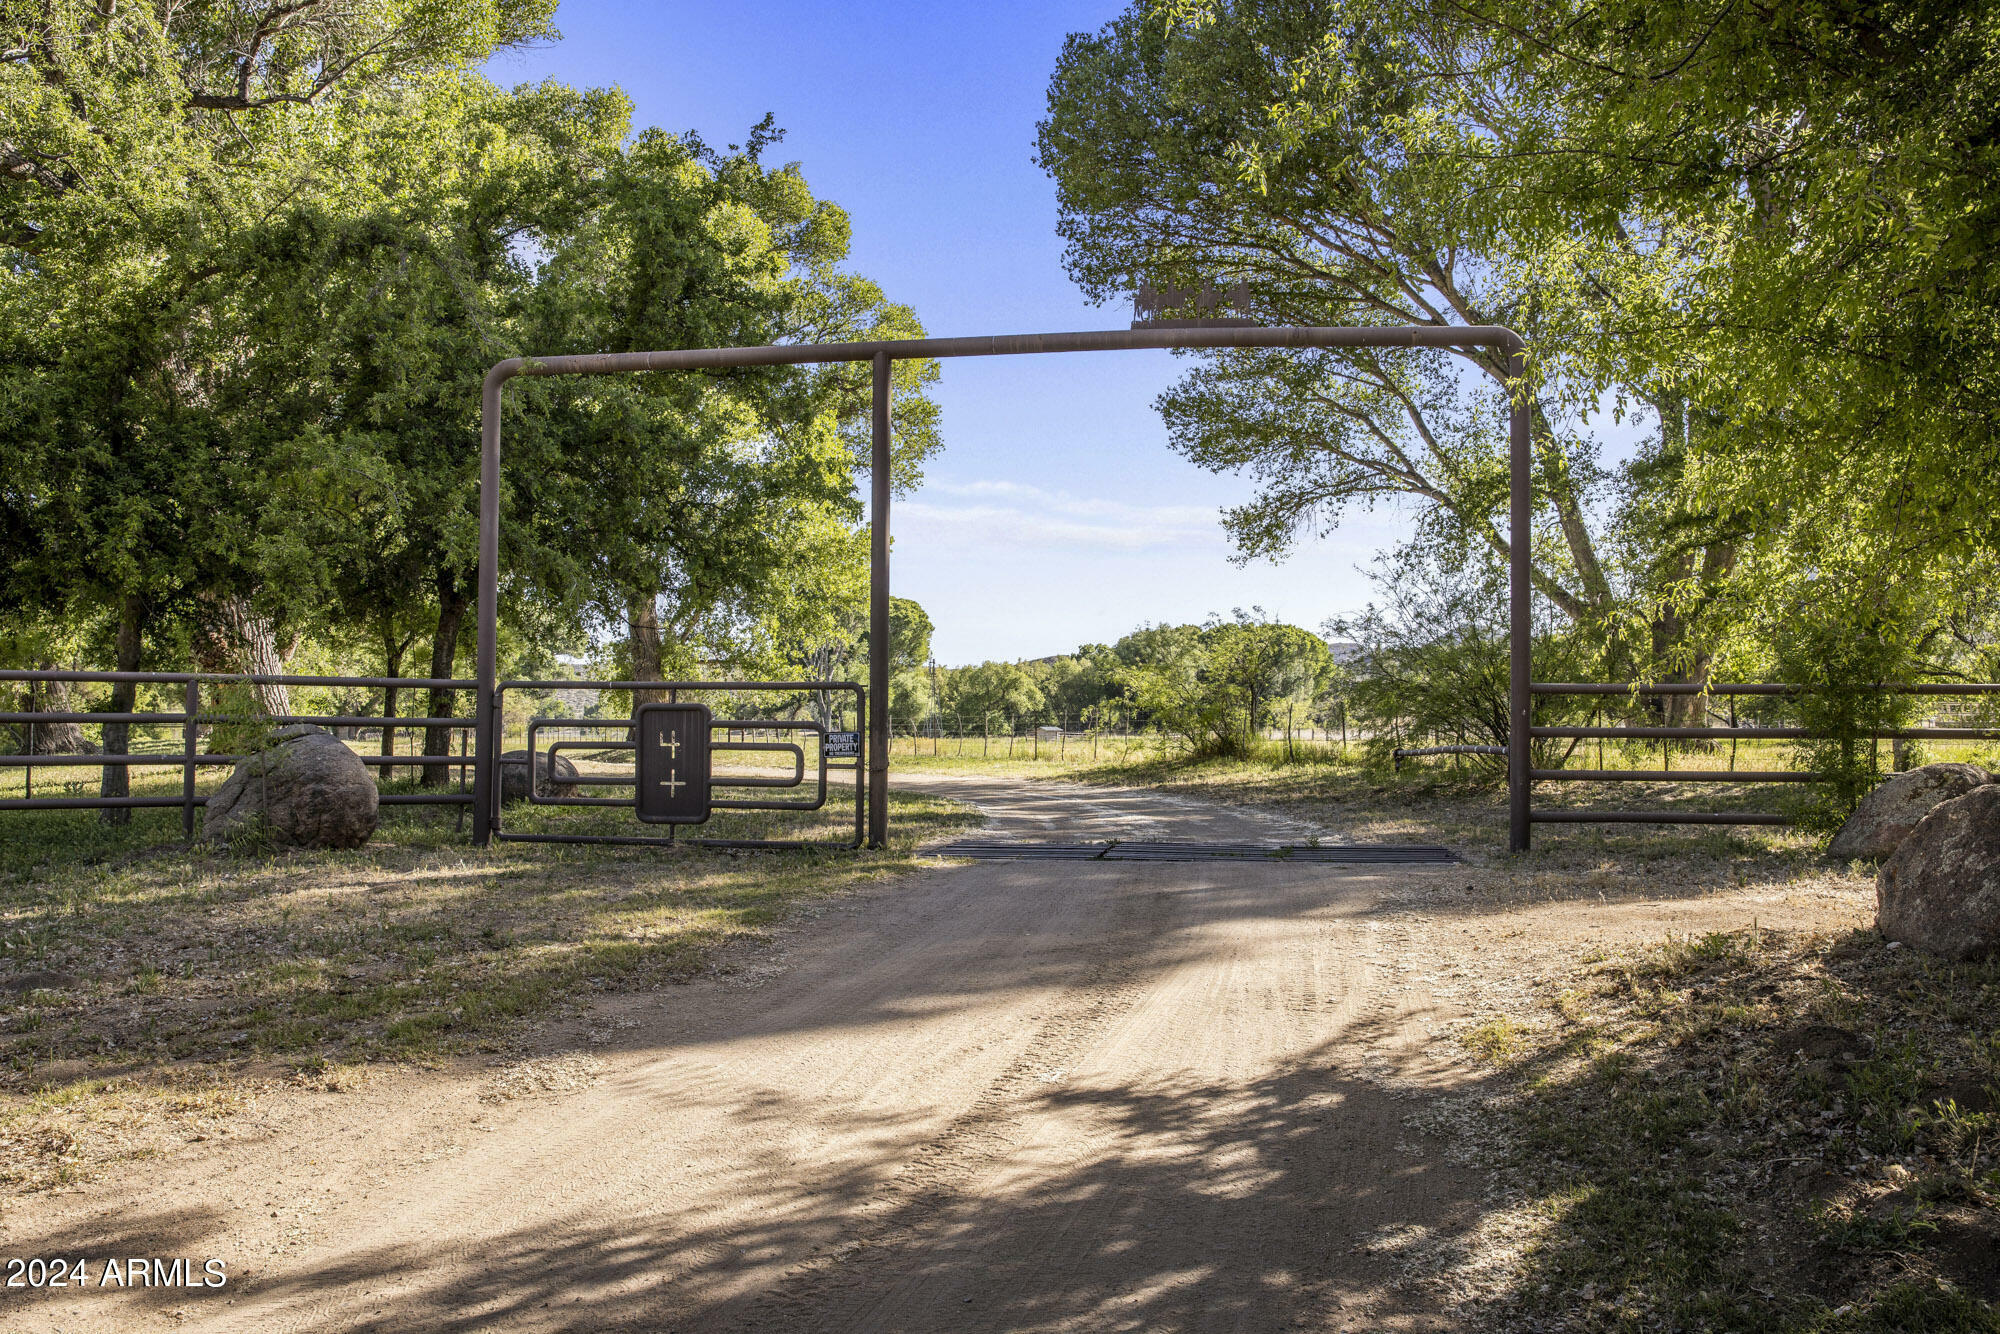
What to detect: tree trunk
<box><xmin>19</xmin><ymin>669</ymin><xmax>86</xmax><ymax>755</ymax></box>
<box><xmin>99</xmin><ymin>594</ymin><xmax>144</xmax><ymax>824</ymax></box>
<box><xmin>381</xmin><ymin>625</ymin><xmax>406</xmax><ymax>786</ymax></box>
<box><xmin>1527</xmin><ymin>403</ymin><xmax>1613</xmax><ymax>613</ymax></box>
<box><xmin>1648</xmin><ymin>550</ymin><xmax>1698</xmax><ymax>724</ymax></box>
<box><xmin>801</xmin><ymin>642</ymin><xmax>837</xmax><ymax>728</ymax></box>
<box><xmin>628</xmin><ymin>588</ymin><xmax>666</xmax><ymax>715</ymax></box>
<box><xmin>421</xmin><ymin>574</ymin><xmax>469</xmax><ymax>789</ymax></box>
<box><xmin>1476</xmin><ymin>351</ymin><xmax>1610</xmax><ymax>621</ymax></box>
<box><xmin>193</xmin><ymin>592</ymin><xmax>293</xmax><ymax>753</ymax></box>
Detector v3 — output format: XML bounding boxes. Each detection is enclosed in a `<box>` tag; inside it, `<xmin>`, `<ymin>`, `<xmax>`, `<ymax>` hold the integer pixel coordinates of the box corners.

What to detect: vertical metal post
<box><xmin>854</xmin><ymin>689</ymin><xmax>868</xmax><ymax>849</ymax></box>
<box><xmin>183</xmin><ymin>677</ymin><xmax>198</xmax><ymax>842</ymax></box>
<box><xmin>473</xmin><ymin>366</ymin><xmax>509</xmax><ymax>846</ymax></box>
<box><xmin>868</xmin><ymin>350</ymin><xmax>892</xmax><ymax>848</ymax></box>
<box><xmin>24</xmin><ymin>679</ymin><xmax>33</xmax><ymax>802</ymax></box>
<box><xmin>1507</xmin><ymin>340</ymin><xmax>1533</xmax><ymax>854</ymax></box>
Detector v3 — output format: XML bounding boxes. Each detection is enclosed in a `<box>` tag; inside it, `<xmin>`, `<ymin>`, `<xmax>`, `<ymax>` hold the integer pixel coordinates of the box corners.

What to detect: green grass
<box><xmin>1461</xmin><ymin>928</ymin><xmax>2000</xmax><ymax>1331</ymax></box>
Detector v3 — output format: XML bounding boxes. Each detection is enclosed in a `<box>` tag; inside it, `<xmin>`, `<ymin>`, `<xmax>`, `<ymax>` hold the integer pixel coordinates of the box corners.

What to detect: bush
<box><xmin>1765</xmin><ymin>586</ymin><xmax>1927</xmax><ymax>835</ymax></box>
<box><xmin>1331</xmin><ymin>548</ymin><xmax>1599</xmax><ymax>776</ymax></box>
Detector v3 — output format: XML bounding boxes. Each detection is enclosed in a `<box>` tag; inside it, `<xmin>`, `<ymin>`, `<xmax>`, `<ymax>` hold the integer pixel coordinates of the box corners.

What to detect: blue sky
<box><xmin>492</xmin><ymin>2</ymin><xmax>1423</xmax><ymax>664</ymax></box>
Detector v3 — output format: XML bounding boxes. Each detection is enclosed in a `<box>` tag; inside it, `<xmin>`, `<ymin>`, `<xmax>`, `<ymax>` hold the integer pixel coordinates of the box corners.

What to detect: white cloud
<box><xmin>901</xmin><ymin>479</ymin><xmax>1226</xmax><ymax>553</ymax></box>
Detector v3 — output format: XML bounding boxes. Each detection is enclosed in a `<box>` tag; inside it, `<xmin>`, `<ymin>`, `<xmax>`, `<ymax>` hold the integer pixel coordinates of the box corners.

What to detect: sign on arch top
<box><xmin>1131</xmin><ymin>279</ymin><xmax>1258</xmax><ymax>329</ymax></box>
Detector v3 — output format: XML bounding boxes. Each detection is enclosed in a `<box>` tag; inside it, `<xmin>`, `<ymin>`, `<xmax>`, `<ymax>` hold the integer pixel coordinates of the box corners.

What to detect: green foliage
<box><xmin>1764</xmin><ymin>586</ymin><xmax>1928</xmax><ymax>833</ymax></box>
<box><xmin>946</xmin><ymin>660</ymin><xmax>1047</xmax><ymax>728</ymax></box>
<box><xmin>1334</xmin><ymin>547</ymin><xmax>1595</xmax><ymax>773</ymax></box>
<box><xmin>1045</xmin><ymin>0</ymin><xmax>2000</xmax><ymax>720</ymax></box>
<box><xmin>873</xmin><ymin>598</ymin><xmax>935</xmax><ymax>675</ymax></box>
<box><xmin>518</xmin><ymin>122</ymin><xmax>935</xmax><ymax>691</ymax></box>
<box><xmin>0</xmin><ymin>1</ymin><xmax>569</xmax><ymax>637</ymax></box>
<box><xmin>1</xmin><ymin>5</ymin><xmax>940</xmax><ymax>701</ymax></box>
<box><xmin>1114</xmin><ymin>612</ymin><xmax>1339</xmax><ymax>756</ymax></box>
<box><xmin>1037</xmin><ymin>0</ymin><xmax>1620</xmax><ymax>630</ymax></box>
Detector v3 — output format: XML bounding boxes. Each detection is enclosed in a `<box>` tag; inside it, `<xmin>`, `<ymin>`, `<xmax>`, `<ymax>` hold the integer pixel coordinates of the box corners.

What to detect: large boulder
<box><xmin>1877</xmin><ymin>784</ymin><xmax>2000</xmax><ymax>961</ymax></box>
<box><xmin>204</xmin><ymin>725</ymin><xmax>378</xmax><ymax>850</ymax></box>
<box><xmin>1829</xmin><ymin>762</ymin><xmax>1993</xmax><ymax>861</ymax></box>
<box><xmin>498</xmin><ymin>749</ymin><xmax>581</xmax><ymax>804</ymax></box>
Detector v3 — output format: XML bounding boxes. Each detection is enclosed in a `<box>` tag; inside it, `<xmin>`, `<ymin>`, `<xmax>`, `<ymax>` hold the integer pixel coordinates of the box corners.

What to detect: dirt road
<box><xmin>3</xmin><ymin>777</ymin><xmax>1855</xmax><ymax>1332</ymax></box>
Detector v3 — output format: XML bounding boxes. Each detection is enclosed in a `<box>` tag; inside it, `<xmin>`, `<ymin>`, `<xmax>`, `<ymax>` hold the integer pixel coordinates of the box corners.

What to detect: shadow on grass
<box><xmin>1454</xmin><ymin>926</ymin><xmax>1999</xmax><ymax>1332</ymax></box>
<box><xmin>0</xmin><ymin>789</ymin><xmax>982</xmax><ymax>1191</ymax></box>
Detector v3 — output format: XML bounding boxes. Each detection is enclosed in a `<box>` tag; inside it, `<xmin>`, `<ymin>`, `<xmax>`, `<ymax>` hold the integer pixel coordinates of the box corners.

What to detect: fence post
<box><xmin>867</xmin><ymin>349</ymin><xmax>891</xmax><ymax>848</ymax></box>
<box><xmin>1506</xmin><ymin>338</ymin><xmax>1532</xmax><ymax>853</ymax></box>
<box><xmin>24</xmin><ymin>679</ymin><xmax>33</xmax><ymax>802</ymax></box>
<box><xmin>183</xmin><ymin>677</ymin><xmax>198</xmax><ymax>842</ymax></box>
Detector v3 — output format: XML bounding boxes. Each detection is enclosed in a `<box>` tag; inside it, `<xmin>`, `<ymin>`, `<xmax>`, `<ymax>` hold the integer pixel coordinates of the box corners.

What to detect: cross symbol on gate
<box><xmin>659</xmin><ymin>770</ymin><xmax>684</xmax><ymax>797</ymax></box>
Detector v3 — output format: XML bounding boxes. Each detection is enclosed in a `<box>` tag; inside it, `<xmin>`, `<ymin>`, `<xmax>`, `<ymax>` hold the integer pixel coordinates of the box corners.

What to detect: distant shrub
<box><xmin>1331</xmin><ymin>549</ymin><xmax>1599</xmax><ymax>777</ymax></box>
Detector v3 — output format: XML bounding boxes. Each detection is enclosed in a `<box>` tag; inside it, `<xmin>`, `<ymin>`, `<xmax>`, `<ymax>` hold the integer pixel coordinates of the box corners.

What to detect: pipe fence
<box><xmin>0</xmin><ymin>670</ymin><xmax>479</xmax><ymax>839</ymax></box>
<box><xmin>1521</xmin><ymin>681</ymin><xmax>2000</xmax><ymax>828</ymax></box>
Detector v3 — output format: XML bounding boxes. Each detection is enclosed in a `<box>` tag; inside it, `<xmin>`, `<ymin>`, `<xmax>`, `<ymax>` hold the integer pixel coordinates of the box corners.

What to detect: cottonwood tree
<box><xmin>1141</xmin><ymin>0</ymin><xmax>2000</xmax><ymax>710</ymax></box>
<box><xmin>0</xmin><ymin>0</ymin><xmax>560</xmax><ymax>805</ymax></box>
<box><xmin>1454</xmin><ymin>0</ymin><xmax>2000</xmax><ymax>585</ymax></box>
<box><xmin>525</xmin><ymin>125</ymin><xmax>941</xmax><ymax>717</ymax></box>
<box><xmin>945</xmin><ymin>661</ymin><xmax>1048</xmax><ymax>734</ymax></box>
<box><xmin>243</xmin><ymin>77</ymin><xmax>628</xmax><ymax>781</ymax></box>
<box><xmin>1037</xmin><ymin>2</ymin><xmax>1621</xmax><ymax>633</ymax></box>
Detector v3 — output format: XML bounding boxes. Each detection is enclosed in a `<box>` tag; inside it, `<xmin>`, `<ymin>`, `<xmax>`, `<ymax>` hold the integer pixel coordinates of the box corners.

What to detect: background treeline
<box><xmin>880</xmin><ymin>609</ymin><xmax>1345</xmax><ymax>758</ymax></box>
<box><xmin>1</xmin><ymin>0</ymin><xmax>939</xmax><ymax>792</ymax></box>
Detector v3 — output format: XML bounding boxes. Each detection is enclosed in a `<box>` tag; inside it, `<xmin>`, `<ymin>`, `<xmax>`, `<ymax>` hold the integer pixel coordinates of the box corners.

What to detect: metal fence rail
<box><xmin>1521</xmin><ymin>681</ymin><xmax>2000</xmax><ymax>831</ymax></box>
<box><xmin>0</xmin><ymin>669</ymin><xmax>478</xmax><ymax>838</ymax></box>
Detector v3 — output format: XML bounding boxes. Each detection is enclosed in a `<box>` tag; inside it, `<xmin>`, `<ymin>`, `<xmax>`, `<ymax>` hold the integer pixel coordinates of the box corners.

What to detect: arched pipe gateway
<box><xmin>474</xmin><ymin>324</ymin><xmax>1534</xmax><ymax>852</ymax></box>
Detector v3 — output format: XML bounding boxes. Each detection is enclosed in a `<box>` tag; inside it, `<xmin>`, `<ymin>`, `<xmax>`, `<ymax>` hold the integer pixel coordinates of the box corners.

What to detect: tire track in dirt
<box><xmin>719</xmin><ymin>877</ymin><xmax>1181</xmax><ymax>1331</ymax></box>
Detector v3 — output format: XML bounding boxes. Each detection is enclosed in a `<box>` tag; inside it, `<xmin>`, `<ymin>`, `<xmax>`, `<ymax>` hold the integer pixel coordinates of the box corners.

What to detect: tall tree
<box><xmin>1037</xmin><ymin>1</ymin><xmax>1622</xmax><ymax>629</ymax></box>
<box><xmin>525</xmin><ymin>125</ymin><xmax>941</xmax><ymax>714</ymax></box>
<box><xmin>242</xmin><ymin>76</ymin><xmax>628</xmax><ymax>781</ymax></box>
<box><xmin>0</xmin><ymin>0</ymin><xmax>562</xmax><ymax>805</ymax></box>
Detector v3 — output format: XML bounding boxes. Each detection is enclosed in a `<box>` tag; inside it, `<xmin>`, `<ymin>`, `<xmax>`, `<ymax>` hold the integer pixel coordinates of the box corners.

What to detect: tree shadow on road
<box><xmin>153</xmin><ymin>1020</ymin><xmax>1489</xmax><ymax>1333</ymax></box>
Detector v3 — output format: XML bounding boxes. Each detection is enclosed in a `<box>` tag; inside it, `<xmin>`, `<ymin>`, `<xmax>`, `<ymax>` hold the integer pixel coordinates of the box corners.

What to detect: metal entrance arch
<box><xmin>471</xmin><ymin>324</ymin><xmax>1530</xmax><ymax>849</ymax></box>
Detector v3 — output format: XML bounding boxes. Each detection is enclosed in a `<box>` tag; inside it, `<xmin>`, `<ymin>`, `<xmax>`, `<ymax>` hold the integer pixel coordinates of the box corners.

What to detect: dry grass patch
<box><xmin>1435</xmin><ymin>927</ymin><xmax>2000</xmax><ymax>1332</ymax></box>
<box><xmin>0</xmin><ymin>1064</ymin><xmax>256</xmax><ymax>1195</ymax></box>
